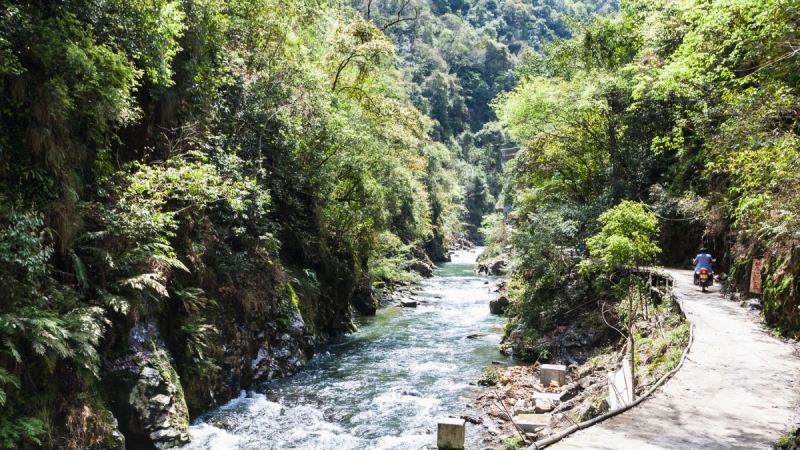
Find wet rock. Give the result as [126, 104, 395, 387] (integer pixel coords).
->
[352, 279, 378, 316]
[461, 415, 484, 424]
[249, 310, 313, 384]
[401, 301, 418, 308]
[488, 409, 511, 421]
[401, 389, 421, 397]
[489, 295, 510, 315]
[492, 279, 508, 293]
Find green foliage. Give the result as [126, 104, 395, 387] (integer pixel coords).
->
[368, 232, 422, 283]
[0, 0, 488, 445]
[0, 417, 45, 449]
[503, 434, 524, 450]
[585, 201, 661, 269]
[476, 366, 499, 386]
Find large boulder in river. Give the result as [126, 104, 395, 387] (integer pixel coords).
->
[476, 255, 508, 276]
[409, 260, 435, 278]
[351, 278, 379, 315]
[490, 294, 510, 315]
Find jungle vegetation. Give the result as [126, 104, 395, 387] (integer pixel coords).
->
[4, 0, 798, 446]
[488, 0, 800, 361]
[0, 0, 609, 447]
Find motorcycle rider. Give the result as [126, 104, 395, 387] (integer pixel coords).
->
[693, 247, 713, 285]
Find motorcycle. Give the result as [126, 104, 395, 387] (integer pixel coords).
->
[696, 268, 713, 292]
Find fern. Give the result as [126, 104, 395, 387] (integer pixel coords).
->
[0, 368, 19, 406]
[122, 273, 169, 297]
[0, 417, 45, 448]
[70, 251, 89, 289]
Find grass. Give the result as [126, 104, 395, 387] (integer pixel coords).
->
[503, 435, 524, 450]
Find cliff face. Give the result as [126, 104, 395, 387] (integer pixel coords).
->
[103, 310, 317, 449]
[101, 264, 357, 449]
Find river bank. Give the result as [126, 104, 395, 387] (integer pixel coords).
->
[178, 248, 516, 449]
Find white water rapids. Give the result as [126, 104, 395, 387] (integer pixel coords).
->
[180, 248, 515, 450]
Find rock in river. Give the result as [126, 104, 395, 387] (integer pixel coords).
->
[490, 294, 510, 315]
[409, 260, 435, 278]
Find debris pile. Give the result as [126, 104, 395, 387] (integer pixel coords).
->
[469, 362, 612, 446]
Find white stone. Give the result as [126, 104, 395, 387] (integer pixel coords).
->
[437, 418, 465, 450]
[534, 398, 554, 413]
[150, 394, 171, 407]
[540, 364, 567, 387]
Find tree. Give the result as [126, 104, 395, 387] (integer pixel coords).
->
[583, 200, 661, 399]
[585, 200, 660, 271]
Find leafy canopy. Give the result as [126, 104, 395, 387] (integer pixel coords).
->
[586, 201, 661, 269]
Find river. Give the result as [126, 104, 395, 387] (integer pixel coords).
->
[181, 248, 513, 450]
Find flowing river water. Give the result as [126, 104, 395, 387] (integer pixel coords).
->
[182, 249, 514, 450]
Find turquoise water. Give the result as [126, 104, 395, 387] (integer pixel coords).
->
[181, 249, 511, 449]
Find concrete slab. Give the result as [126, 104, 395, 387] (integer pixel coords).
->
[437, 418, 465, 450]
[516, 413, 551, 424]
[541, 364, 566, 387]
[607, 358, 634, 410]
[516, 413, 551, 433]
[532, 392, 562, 401]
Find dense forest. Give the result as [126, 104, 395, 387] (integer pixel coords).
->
[487, 0, 800, 366]
[0, 0, 606, 448]
[2, 0, 799, 447]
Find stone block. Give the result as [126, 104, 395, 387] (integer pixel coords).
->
[437, 418, 465, 450]
[514, 413, 551, 433]
[532, 392, 561, 401]
[540, 364, 567, 387]
[533, 398, 554, 413]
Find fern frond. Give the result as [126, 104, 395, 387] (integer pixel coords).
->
[122, 273, 169, 297]
[150, 253, 189, 272]
[70, 252, 89, 289]
[1, 336, 21, 363]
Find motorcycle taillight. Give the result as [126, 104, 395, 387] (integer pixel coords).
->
[700, 269, 708, 274]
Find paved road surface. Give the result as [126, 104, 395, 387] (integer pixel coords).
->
[547, 269, 800, 449]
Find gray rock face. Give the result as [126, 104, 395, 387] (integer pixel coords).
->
[130, 347, 190, 449]
[107, 320, 191, 449]
[351, 281, 379, 315]
[251, 310, 311, 384]
[475, 255, 508, 276]
[128, 365, 190, 449]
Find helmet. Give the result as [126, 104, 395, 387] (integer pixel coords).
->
[700, 247, 707, 253]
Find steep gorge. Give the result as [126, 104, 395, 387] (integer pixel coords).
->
[0, 0, 610, 448]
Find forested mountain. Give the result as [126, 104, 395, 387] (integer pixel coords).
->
[358, 0, 617, 238]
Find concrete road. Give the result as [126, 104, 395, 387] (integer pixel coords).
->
[546, 269, 800, 449]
